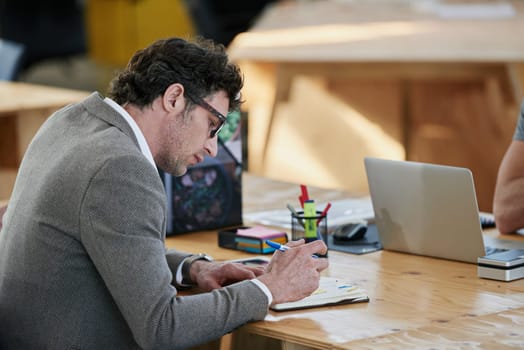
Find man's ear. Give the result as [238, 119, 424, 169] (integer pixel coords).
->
[163, 83, 185, 112]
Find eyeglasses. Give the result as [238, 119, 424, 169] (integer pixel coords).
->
[185, 93, 227, 139]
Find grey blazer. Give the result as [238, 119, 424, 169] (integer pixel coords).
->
[0, 93, 268, 350]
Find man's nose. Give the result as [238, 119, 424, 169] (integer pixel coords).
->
[204, 136, 218, 157]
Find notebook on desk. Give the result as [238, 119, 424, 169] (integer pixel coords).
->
[364, 157, 515, 264]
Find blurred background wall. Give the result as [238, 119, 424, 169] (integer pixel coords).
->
[0, 0, 277, 90]
[1, 0, 522, 212]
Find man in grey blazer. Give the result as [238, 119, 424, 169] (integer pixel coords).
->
[0, 37, 328, 349]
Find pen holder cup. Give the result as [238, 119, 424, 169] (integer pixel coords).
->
[291, 210, 328, 257]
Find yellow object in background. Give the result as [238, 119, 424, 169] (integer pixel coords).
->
[86, 0, 195, 67]
[303, 200, 317, 240]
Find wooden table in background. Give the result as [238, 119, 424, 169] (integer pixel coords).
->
[227, 0, 524, 212]
[169, 173, 524, 350]
[0, 82, 89, 199]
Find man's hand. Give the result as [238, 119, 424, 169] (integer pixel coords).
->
[190, 260, 266, 292]
[257, 239, 329, 305]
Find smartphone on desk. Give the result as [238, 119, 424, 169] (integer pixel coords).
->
[229, 257, 270, 267]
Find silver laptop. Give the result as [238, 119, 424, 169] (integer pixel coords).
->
[364, 157, 496, 263]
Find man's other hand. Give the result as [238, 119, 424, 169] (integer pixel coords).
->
[190, 260, 266, 291]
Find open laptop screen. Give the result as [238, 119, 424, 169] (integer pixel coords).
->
[364, 157, 485, 263]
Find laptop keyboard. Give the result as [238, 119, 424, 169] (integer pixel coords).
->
[481, 215, 506, 256]
[480, 215, 496, 229]
[485, 246, 508, 256]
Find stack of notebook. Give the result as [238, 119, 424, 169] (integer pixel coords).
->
[235, 226, 288, 254]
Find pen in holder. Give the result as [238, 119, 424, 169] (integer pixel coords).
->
[291, 210, 328, 257]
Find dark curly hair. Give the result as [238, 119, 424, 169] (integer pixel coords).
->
[107, 37, 243, 112]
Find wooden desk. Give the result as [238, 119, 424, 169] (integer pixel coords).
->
[228, 0, 524, 211]
[0, 82, 89, 199]
[167, 173, 524, 350]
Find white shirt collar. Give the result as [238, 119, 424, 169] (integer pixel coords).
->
[103, 97, 156, 169]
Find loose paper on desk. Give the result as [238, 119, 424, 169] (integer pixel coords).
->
[244, 197, 374, 231]
[270, 277, 369, 311]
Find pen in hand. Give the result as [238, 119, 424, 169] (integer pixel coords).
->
[265, 240, 319, 258]
[265, 239, 289, 252]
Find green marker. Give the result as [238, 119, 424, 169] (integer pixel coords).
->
[303, 199, 317, 242]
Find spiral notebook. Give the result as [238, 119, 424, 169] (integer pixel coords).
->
[270, 277, 369, 311]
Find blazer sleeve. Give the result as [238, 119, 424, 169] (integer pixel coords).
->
[79, 154, 268, 350]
